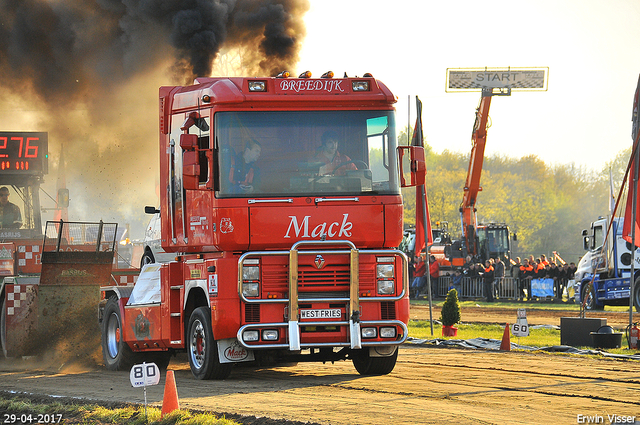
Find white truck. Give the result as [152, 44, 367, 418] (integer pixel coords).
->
[576, 216, 640, 311]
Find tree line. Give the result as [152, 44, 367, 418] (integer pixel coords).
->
[399, 128, 632, 263]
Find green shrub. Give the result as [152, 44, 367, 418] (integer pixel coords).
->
[440, 288, 461, 326]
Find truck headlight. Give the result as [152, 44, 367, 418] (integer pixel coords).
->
[361, 327, 377, 338]
[262, 329, 279, 341]
[243, 282, 259, 297]
[243, 266, 260, 281]
[377, 280, 394, 295]
[352, 81, 370, 91]
[248, 80, 267, 92]
[243, 330, 259, 342]
[380, 327, 396, 338]
[376, 264, 394, 279]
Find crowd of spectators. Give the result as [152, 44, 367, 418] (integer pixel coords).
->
[509, 255, 577, 301]
[410, 252, 577, 302]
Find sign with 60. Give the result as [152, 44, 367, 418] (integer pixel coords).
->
[511, 309, 530, 337]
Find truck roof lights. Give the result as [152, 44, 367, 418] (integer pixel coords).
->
[321, 71, 334, 78]
[248, 81, 267, 92]
[201, 94, 211, 103]
[298, 70, 312, 78]
[276, 71, 290, 78]
[352, 80, 370, 91]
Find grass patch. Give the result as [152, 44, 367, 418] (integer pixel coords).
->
[413, 299, 633, 312]
[0, 395, 240, 425]
[408, 320, 637, 356]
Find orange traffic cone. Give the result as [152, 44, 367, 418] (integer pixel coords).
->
[500, 323, 511, 351]
[161, 370, 180, 417]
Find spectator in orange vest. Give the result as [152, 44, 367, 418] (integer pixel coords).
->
[482, 260, 495, 302]
[519, 259, 534, 301]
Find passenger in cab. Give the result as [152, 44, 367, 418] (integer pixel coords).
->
[226, 139, 262, 193]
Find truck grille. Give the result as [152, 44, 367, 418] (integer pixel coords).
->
[245, 303, 260, 322]
[381, 301, 396, 320]
[261, 260, 376, 293]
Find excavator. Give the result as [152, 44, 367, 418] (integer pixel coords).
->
[430, 87, 512, 268]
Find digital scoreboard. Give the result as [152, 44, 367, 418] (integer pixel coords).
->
[0, 132, 48, 174]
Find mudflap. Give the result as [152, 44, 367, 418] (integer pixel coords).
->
[217, 338, 255, 364]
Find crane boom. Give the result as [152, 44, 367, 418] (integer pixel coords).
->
[460, 88, 493, 257]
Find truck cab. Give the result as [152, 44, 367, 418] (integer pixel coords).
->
[100, 75, 426, 379]
[576, 216, 640, 311]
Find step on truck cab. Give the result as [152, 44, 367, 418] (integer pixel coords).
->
[99, 73, 426, 379]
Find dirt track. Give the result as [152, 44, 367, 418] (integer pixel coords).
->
[1, 304, 639, 425]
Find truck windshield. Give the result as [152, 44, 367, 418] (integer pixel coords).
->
[215, 110, 399, 198]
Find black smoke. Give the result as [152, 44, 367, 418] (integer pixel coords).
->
[0, 0, 309, 240]
[0, 0, 309, 103]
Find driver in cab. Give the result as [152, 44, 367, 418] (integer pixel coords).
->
[0, 186, 22, 229]
[314, 130, 357, 176]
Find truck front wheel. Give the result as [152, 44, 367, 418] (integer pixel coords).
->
[187, 307, 232, 380]
[101, 297, 141, 371]
[581, 282, 604, 311]
[352, 347, 398, 376]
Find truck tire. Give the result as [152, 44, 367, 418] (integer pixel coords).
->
[101, 297, 141, 371]
[187, 307, 232, 380]
[140, 250, 155, 268]
[581, 282, 604, 311]
[352, 348, 398, 376]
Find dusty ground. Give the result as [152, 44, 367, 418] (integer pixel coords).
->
[1, 303, 639, 425]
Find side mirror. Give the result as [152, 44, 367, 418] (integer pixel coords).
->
[180, 133, 198, 150]
[145, 206, 160, 214]
[180, 134, 200, 190]
[398, 146, 426, 187]
[583, 236, 589, 251]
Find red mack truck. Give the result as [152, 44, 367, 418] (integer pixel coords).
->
[99, 72, 426, 379]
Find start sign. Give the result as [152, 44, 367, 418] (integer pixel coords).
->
[446, 67, 548, 92]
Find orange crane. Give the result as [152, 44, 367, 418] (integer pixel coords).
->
[430, 87, 512, 268]
[459, 87, 512, 263]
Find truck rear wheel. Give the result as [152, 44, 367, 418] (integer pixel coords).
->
[101, 297, 141, 371]
[352, 348, 398, 376]
[187, 307, 232, 380]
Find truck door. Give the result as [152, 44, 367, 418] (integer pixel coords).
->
[168, 111, 211, 246]
[591, 221, 608, 272]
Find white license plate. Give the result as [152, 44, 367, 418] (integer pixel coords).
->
[300, 309, 341, 319]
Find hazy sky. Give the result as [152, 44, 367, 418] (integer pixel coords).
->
[298, 0, 640, 172]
